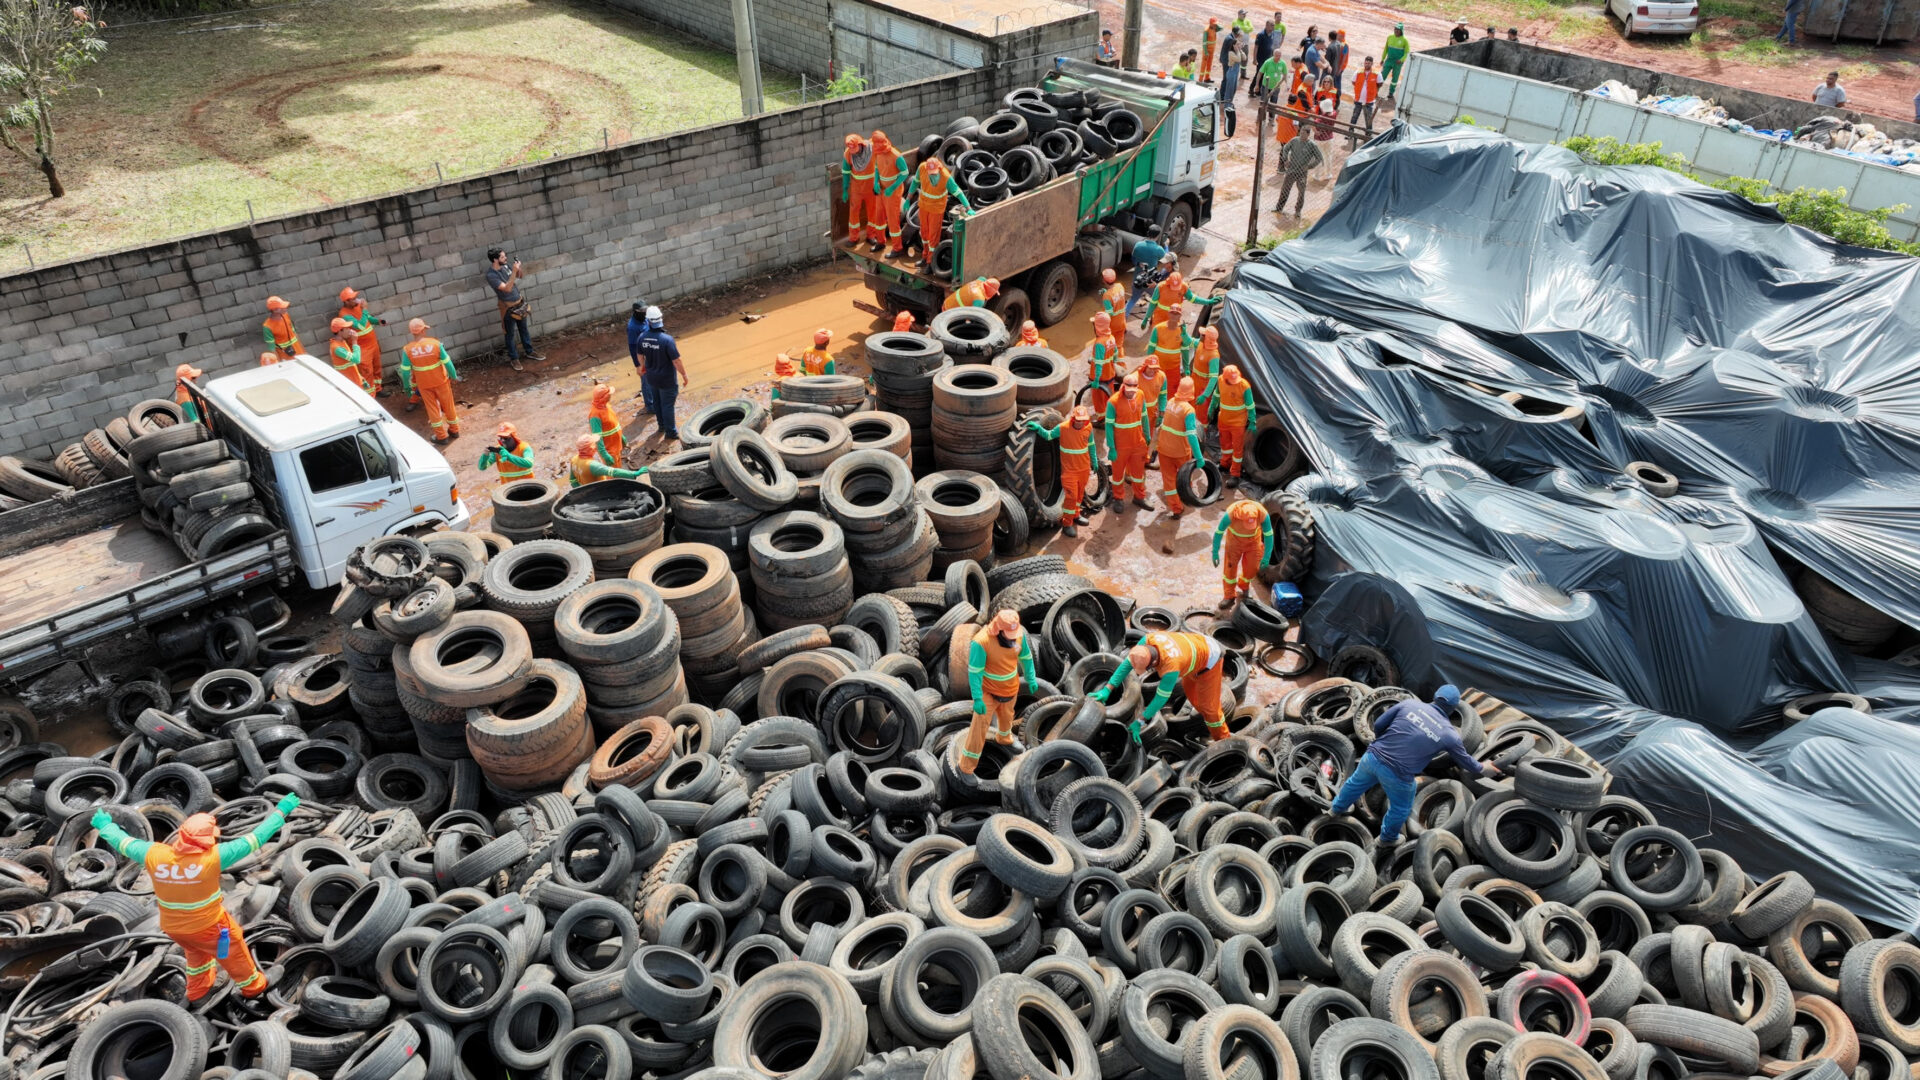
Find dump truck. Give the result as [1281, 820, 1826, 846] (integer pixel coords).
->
[0, 356, 469, 688]
[830, 58, 1220, 327]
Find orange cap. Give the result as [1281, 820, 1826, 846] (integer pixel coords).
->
[330, 317, 350, 333]
[339, 286, 360, 304]
[259, 352, 278, 366]
[892, 312, 915, 332]
[1167, 271, 1185, 290]
[844, 133, 864, 148]
[1231, 499, 1264, 525]
[1176, 376, 1196, 400]
[1223, 364, 1243, 383]
[1092, 311, 1111, 331]
[1102, 268, 1117, 284]
[173, 813, 219, 855]
[175, 363, 203, 381]
[575, 434, 596, 454]
[1122, 372, 1140, 389]
[408, 318, 429, 334]
[266, 296, 289, 311]
[592, 384, 613, 405]
[1201, 326, 1219, 343]
[871, 130, 892, 151]
[1143, 352, 1160, 371]
[1071, 405, 1092, 424]
[983, 278, 1001, 296]
[813, 328, 832, 346]
[992, 609, 1021, 633]
[497, 422, 519, 439]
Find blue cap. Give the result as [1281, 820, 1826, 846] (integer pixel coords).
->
[1433, 684, 1462, 709]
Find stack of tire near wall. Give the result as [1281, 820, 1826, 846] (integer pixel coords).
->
[0, 399, 180, 510]
[11, 531, 1917, 1080]
[88, 400, 277, 562]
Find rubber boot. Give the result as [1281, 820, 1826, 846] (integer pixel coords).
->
[1063, 523, 1079, 538]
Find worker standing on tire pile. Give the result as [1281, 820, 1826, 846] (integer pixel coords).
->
[327, 318, 373, 393]
[1330, 684, 1501, 845]
[1157, 376, 1205, 517]
[174, 364, 204, 423]
[908, 154, 971, 272]
[1026, 406, 1099, 538]
[1016, 320, 1047, 349]
[1189, 325, 1222, 419]
[338, 287, 386, 395]
[1213, 498, 1273, 608]
[570, 435, 649, 487]
[478, 423, 535, 484]
[262, 296, 301, 361]
[841, 133, 875, 248]
[1215, 365, 1256, 484]
[962, 610, 1041, 773]
[588, 383, 626, 468]
[1091, 631, 1230, 742]
[400, 318, 461, 442]
[869, 131, 910, 257]
[1086, 311, 1122, 420]
[90, 793, 301, 1001]
[1106, 372, 1152, 508]
[944, 275, 999, 310]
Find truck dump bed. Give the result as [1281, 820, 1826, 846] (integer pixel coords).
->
[2, 518, 190, 638]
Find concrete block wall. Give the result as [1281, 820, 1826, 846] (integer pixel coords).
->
[0, 69, 1001, 459]
[600, 0, 832, 78]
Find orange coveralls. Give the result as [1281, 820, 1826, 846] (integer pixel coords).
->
[872, 138, 909, 255]
[1106, 388, 1150, 502]
[262, 312, 301, 360]
[1088, 331, 1120, 417]
[842, 138, 876, 245]
[1146, 631, 1229, 738]
[1214, 499, 1274, 603]
[1157, 396, 1203, 513]
[1190, 338, 1221, 418]
[340, 301, 384, 385]
[403, 337, 460, 440]
[963, 623, 1039, 771]
[589, 398, 625, 466]
[1137, 358, 1169, 440]
[915, 158, 969, 266]
[329, 332, 372, 391]
[1217, 376, 1255, 478]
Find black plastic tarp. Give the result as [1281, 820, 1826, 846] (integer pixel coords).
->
[1220, 122, 1920, 928]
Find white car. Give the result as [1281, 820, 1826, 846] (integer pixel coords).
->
[1610, 0, 1698, 36]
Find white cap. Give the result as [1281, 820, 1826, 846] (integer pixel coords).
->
[645, 305, 664, 324]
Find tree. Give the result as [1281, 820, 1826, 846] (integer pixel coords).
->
[0, 0, 106, 198]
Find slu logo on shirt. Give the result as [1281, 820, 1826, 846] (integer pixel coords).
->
[153, 862, 205, 882]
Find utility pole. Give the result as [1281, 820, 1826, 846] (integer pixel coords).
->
[1248, 100, 1268, 244]
[732, 0, 765, 117]
[1122, 0, 1144, 68]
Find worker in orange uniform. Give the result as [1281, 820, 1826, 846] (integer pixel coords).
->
[1145, 307, 1193, 387]
[1216, 365, 1256, 484]
[338, 287, 387, 395]
[327, 318, 373, 392]
[1091, 631, 1231, 742]
[1099, 269, 1128, 318]
[1157, 376, 1205, 517]
[588, 383, 626, 468]
[909, 153, 972, 272]
[962, 610, 1041, 772]
[869, 130, 910, 257]
[1105, 372, 1151, 508]
[1086, 311, 1122, 419]
[478, 422, 536, 484]
[798, 329, 837, 375]
[91, 794, 301, 1001]
[1213, 498, 1274, 607]
[944, 276, 1000, 310]
[892, 311, 917, 333]
[1015, 320, 1047, 349]
[174, 364, 204, 423]
[841, 133, 875, 246]
[262, 296, 301, 360]
[258, 352, 281, 367]
[1189, 325, 1222, 419]
[1145, 271, 1219, 333]
[1200, 18, 1220, 82]
[1136, 351, 1170, 454]
[569, 434, 649, 487]
[400, 318, 461, 442]
[1026, 405, 1099, 537]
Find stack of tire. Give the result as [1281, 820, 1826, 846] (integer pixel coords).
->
[917, 470, 1003, 576]
[864, 330, 948, 475]
[629, 543, 751, 709]
[932, 364, 1019, 481]
[763, 413, 853, 507]
[555, 578, 684, 738]
[549, 478, 666, 577]
[489, 478, 559, 543]
[822, 450, 936, 593]
[747, 511, 854, 632]
[652, 445, 755, 591]
[993, 345, 1073, 417]
[121, 412, 275, 562]
[0, 454, 75, 509]
[416, 610, 590, 799]
[331, 536, 439, 753]
[0, 402, 166, 511]
[934, 86, 1144, 213]
[480, 536, 596, 660]
[771, 374, 869, 420]
[844, 412, 914, 463]
[361, 532, 495, 763]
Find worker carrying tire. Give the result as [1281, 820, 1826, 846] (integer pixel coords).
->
[338, 287, 386, 395]
[869, 130, 910, 257]
[841, 133, 875, 248]
[1330, 685, 1501, 845]
[1086, 312, 1122, 419]
[1091, 631, 1230, 742]
[1026, 405, 1099, 538]
[944, 276, 1000, 311]
[174, 364, 204, 423]
[328, 318, 373, 393]
[478, 422, 535, 483]
[90, 793, 301, 1001]
[262, 296, 301, 361]
[1105, 372, 1151, 508]
[1135, 352, 1170, 453]
[400, 318, 461, 442]
[962, 610, 1041, 774]
[908, 154, 971, 272]
[569, 434, 648, 487]
[588, 383, 626, 467]
[1215, 365, 1256, 484]
[1212, 498, 1274, 607]
[1157, 376, 1205, 517]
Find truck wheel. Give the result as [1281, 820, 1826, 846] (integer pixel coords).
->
[990, 287, 1032, 332]
[1032, 261, 1078, 328]
[1161, 200, 1196, 255]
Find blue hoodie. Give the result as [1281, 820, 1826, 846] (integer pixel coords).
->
[1366, 690, 1483, 781]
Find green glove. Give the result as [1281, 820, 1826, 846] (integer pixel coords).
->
[1090, 686, 1111, 704]
[91, 807, 111, 830]
[1128, 720, 1143, 744]
[1026, 420, 1044, 432]
[1027, 679, 1041, 697]
[276, 792, 302, 816]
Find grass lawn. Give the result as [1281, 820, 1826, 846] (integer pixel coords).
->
[0, 0, 799, 273]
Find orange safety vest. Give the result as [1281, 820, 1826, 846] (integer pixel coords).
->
[1154, 278, 1188, 311]
[846, 145, 874, 187]
[404, 338, 449, 387]
[1058, 419, 1095, 475]
[146, 844, 228, 935]
[493, 439, 534, 481]
[918, 159, 953, 206]
[1090, 334, 1120, 382]
[945, 279, 993, 310]
[873, 149, 906, 197]
[589, 402, 623, 441]
[1102, 282, 1127, 313]
[1159, 399, 1198, 457]
[1226, 499, 1268, 538]
[1110, 390, 1147, 447]
[1150, 320, 1185, 363]
[1191, 343, 1219, 387]
[329, 334, 362, 374]
[970, 624, 1026, 695]
[1017, 332, 1048, 350]
[1218, 381, 1253, 428]
[1138, 364, 1168, 407]
[1353, 69, 1380, 104]
[798, 348, 832, 377]
[570, 454, 602, 487]
[1144, 630, 1223, 678]
[264, 313, 300, 354]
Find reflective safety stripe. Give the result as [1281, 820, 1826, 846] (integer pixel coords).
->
[1219, 403, 1248, 412]
[1112, 421, 1141, 429]
[158, 890, 224, 912]
[1060, 446, 1089, 455]
[237, 970, 267, 989]
[499, 466, 534, 479]
[1230, 528, 1258, 538]
[185, 959, 217, 975]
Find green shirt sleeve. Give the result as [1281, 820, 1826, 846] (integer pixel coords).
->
[1101, 658, 1134, 696]
[1212, 516, 1230, 562]
[97, 819, 153, 864]
[216, 810, 287, 869]
[967, 639, 987, 705]
[439, 344, 458, 381]
[590, 416, 615, 466]
[1141, 671, 1181, 721]
[1104, 401, 1118, 458]
[262, 325, 277, 348]
[948, 175, 972, 209]
[1019, 635, 1039, 692]
[478, 448, 498, 470]
[181, 401, 202, 424]
[1184, 412, 1202, 461]
[1032, 423, 1060, 440]
[1262, 518, 1276, 564]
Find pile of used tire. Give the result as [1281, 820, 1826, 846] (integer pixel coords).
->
[8, 555, 1914, 1080]
[771, 374, 870, 420]
[0, 399, 184, 511]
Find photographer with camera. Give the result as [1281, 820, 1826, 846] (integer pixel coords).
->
[486, 247, 545, 369]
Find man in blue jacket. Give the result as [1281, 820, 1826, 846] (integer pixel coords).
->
[626, 301, 655, 416]
[633, 305, 689, 443]
[1328, 684, 1500, 845]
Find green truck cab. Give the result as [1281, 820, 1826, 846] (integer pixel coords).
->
[830, 59, 1219, 327]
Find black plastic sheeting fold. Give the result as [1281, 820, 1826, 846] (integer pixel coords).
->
[1219, 122, 1920, 928]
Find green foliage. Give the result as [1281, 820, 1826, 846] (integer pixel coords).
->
[0, 0, 107, 195]
[1454, 114, 1478, 125]
[1562, 136, 1920, 256]
[822, 67, 868, 99]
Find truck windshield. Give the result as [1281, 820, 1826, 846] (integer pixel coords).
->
[303, 435, 369, 493]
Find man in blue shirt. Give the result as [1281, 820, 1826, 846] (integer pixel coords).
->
[1253, 20, 1276, 80]
[626, 301, 656, 417]
[1128, 233, 1171, 321]
[1328, 684, 1501, 845]
[633, 305, 690, 442]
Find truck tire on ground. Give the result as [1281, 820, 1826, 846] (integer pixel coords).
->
[1260, 490, 1316, 585]
[682, 399, 768, 450]
[649, 447, 717, 495]
[764, 414, 853, 474]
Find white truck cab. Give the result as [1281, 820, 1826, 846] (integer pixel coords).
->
[1149, 75, 1220, 211]
[199, 355, 470, 588]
